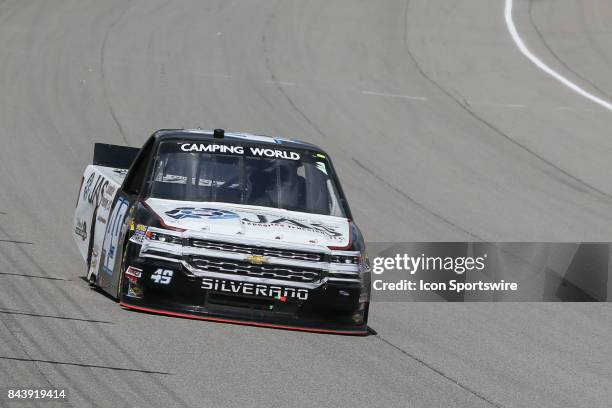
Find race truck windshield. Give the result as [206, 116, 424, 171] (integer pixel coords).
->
[148, 141, 347, 217]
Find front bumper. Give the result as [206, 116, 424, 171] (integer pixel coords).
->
[120, 259, 370, 335]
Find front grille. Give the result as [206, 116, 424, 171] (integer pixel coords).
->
[189, 239, 326, 262]
[188, 256, 323, 283]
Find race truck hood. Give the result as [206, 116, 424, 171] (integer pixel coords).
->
[144, 198, 351, 248]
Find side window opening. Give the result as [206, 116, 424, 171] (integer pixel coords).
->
[123, 139, 154, 195]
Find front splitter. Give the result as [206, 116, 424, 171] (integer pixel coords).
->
[120, 302, 369, 336]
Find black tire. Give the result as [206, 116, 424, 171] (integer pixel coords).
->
[115, 238, 130, 300]
[86, 207, 98, 285]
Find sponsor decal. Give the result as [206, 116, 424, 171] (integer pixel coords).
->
[82, 173, 109, 207]
[241, 214, 343, 239]
[179, 143, 300, 160]
[202, 278, 309, 300]
[125, 267, 143, 298]
[126, 283, 143, 298]
[181, 144, 244, 154]
[162, 207, 343, 240]
[249, 146, 300, 160]
[125, 266, 142, 283]
[100, 183, 117, 210]
[165, 208, 239, 220]
[129, 224, 148, 245]
[75, 220, 87, 241]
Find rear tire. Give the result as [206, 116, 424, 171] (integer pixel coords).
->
[86, 207, 98, 285]
[116, 238, 130, 301]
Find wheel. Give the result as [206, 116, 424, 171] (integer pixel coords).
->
[115, 238, 131, 301]
[86, 207, 98, 286]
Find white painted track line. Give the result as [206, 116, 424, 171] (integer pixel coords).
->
[504, 0, 612, 111]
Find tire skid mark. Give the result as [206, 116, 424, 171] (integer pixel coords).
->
[0, 239, 34, 245]
[0, 356, 171, 375]
[0, 1, 195, 399]
[0, 2, 183, 406]
[0, 225, 189, 407]
[0, 309, 114, 324]
[0, 272, 70, 281]
[0, 284, 153, 407]
[0, 317, 61, 404]
[0, 246, 127, 406]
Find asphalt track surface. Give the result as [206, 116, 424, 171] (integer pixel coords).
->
[1, 1, 612, 407]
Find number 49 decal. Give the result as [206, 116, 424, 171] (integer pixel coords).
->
[151, 269, 174, 285]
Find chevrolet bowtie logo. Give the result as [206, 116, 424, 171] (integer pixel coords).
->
[246, 255, 268, 265]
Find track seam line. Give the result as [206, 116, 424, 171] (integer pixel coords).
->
[261, 0, 329, 140]
[264, 2, 481, 239]
[375, 334, 503, 408]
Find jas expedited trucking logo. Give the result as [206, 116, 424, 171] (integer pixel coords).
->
[163, 207, 344, 240]
[240, 214, 343, 239]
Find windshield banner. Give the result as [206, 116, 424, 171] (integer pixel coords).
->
[175, 142, 301, 160]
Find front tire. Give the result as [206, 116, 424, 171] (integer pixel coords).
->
[116, 238, 131, 301]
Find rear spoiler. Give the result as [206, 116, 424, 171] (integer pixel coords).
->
[93, 143, 140, 169]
